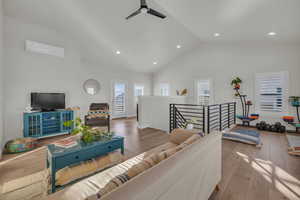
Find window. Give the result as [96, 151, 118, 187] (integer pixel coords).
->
[196, 80, 210, 105]
[160, 83, 170, 96]
[112, 82, 127, 117]
[134, 85, 144, 102]
[255, 72, 288, 113]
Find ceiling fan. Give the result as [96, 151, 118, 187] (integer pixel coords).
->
[126, 0, 166, 20]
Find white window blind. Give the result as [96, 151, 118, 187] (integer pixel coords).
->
[112, 83, 126, 117]
[256, 72, 288, 113]
[197, 80, 210, 106]
[160, 83, 169, 96]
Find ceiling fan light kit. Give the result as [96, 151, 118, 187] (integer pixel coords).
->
[126, 0, 166, 20]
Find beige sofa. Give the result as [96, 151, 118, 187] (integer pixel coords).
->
[48, 131, 222, 200]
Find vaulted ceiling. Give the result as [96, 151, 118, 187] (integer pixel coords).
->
[3, 0, 300, 73]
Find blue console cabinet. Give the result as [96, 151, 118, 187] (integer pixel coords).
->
[24, 110, 74, 138]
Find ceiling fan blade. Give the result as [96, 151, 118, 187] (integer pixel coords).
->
[147, 8, 166, 19]
[126, 9, 141, 20]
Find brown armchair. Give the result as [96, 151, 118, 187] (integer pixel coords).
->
[85, 103, 110, 132]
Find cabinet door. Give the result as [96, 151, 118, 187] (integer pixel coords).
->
[60, 111, 74, 132]
[24, 113, 42, 137]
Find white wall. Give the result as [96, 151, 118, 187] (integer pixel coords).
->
[0, 0, 4, 158]
[3, 17, 152, 143]
[153, 43, 300, 125]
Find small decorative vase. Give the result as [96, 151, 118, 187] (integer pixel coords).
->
[186, 124, 194, 130]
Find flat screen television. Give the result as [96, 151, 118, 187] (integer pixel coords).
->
[31, 92, 66, 111]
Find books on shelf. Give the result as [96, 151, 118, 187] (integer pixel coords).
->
[53, 137, 78, 148]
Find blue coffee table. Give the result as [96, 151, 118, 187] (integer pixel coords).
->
[47, 136, 124, 193]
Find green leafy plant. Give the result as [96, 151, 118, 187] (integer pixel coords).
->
[64, 117, 114, 143]
[231, 77, 242, 87]
[289, 96, 300, 102]
[231, 77, 242, 96]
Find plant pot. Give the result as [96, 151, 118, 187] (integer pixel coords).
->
[291, 101, 300, 107]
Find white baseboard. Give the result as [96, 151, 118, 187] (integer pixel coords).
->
[127, 114, 137, 118]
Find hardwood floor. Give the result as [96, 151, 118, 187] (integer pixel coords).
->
[1, 119, 299, 200]
[211, 127, 300, 200]
[0, 118, 169, 185]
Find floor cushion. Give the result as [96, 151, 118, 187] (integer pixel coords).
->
[5, 138, 38, 154]
[222, 129, 262, 147]
[286, 134, 300, 156]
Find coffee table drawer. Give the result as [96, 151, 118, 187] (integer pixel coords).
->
[47, 136, 124, 193]
[93, 141, 122, 157]
[55, 148, 102, 169]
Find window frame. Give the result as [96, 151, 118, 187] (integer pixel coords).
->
[134, 84, 145, 103]
[111, 80, 128, 118]
[255, 71, 289, 115]
[194, 79, 214, 105]
[159, 83, 170, 96]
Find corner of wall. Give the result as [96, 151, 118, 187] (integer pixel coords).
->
[0, 0, 4, 159]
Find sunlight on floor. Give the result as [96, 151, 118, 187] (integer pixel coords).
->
[236, 151, 300, 199]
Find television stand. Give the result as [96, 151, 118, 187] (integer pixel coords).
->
[23, 110, 74, 138]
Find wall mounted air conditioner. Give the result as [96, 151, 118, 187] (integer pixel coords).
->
[25, 40, 65, 58]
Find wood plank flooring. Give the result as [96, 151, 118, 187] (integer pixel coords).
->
[211, 127, 300, 200]
[1, 119, 300, 200]
[0, 118, 169, 185]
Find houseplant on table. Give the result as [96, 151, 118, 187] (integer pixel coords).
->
[64, 118, 114, 143]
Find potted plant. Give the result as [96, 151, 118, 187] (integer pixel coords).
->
[64, 118, 114, 143]
[231, 77, 242, 96]
[231, 77, 242, 89]
[289, 96, 300, 107]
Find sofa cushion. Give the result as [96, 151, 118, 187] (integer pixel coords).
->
[60, 152, 145, 200]
[142, 142, 178, 157]
[177, 134, 201, 149]
[60, 142, 183, 200]
[157, 147, 178, 162]
[169, 128, 199, 145]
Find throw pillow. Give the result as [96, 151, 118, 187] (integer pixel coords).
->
[157, 147, 178, 162]
[127, 160, 152, 178]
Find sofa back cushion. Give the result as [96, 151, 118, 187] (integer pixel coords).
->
[177, 134, 202, 150]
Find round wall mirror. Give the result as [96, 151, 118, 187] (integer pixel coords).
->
[83, 79, 101, 95]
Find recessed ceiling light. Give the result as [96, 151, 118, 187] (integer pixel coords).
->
[214, 33, 220, 37]
[176, 45, 181, 49]
[268, 32, 277, 36]
[116, 50, 121, 55]
[153, 62, 157, 65]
